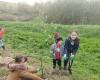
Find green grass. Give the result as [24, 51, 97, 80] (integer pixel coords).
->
[0, 21, 100, 80]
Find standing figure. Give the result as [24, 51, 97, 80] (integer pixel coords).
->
[50, 37, 63, 70]
[63, 31, 80, 74]
[0, 28, 5, 50]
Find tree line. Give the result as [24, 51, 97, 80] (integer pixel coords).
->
[0, 0, 100, 24]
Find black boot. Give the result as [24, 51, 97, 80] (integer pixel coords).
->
[57, 59, 61, 70]
[53, 59, 56, 69]
[64, 59, 68, 70]
[2, 45, 5, 50]
[53, 65, 56, 69]
[64, 66, 67, 70]
[68, 61, 72, 74]
[59, 66, 62, 70]
[68, 59, 72, 74]
[68, 68, 72, 74]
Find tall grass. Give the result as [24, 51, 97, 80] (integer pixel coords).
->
[0, 21, 100, 80]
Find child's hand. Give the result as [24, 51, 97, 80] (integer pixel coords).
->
[71, 53, 75, 59]
[63, 54, 67, 60]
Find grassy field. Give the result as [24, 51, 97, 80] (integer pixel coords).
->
[0, 21, 100, 80]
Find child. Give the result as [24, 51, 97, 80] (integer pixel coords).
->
[0, 28, 5, 50]
[50, 37, 63, 70]
[7, 55, 44, 80]
[63, 31, 80, 74]
[53, 32, 60, 43]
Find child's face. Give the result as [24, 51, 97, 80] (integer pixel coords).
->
[70, 32, 77, 40]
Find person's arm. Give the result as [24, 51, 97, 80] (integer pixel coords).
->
[50, 44, 55, 58]
[72, 44, 79, 55]
[50, 44, 53, 54]
[64, 39, 69, 54]
[0, 57, 14, 67]
[0, 62, 5, 67]
[8, 63, 28, 71]
[1, 28, 4, 32]
[8, 63, 17, 70]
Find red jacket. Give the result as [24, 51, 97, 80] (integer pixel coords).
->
[55, 41, 62, 60]
[0, 29, 4, 39]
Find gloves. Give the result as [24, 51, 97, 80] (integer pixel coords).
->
[70, 53, 75, 60]
[63, 54, 67, 60]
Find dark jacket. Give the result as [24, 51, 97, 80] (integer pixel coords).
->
[64, 38, 79, 56]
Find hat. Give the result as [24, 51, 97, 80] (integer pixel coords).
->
[54, 32, 59, 37]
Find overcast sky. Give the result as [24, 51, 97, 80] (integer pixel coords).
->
[0, 0, 99, 5]
[0, 0, 53, 5]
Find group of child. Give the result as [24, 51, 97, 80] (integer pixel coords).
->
[0, 27, 80, 80]
[50, 31, 80, 74]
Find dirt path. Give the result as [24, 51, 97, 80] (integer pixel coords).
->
[44, 66, 71, 80]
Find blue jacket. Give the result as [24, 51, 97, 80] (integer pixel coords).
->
[64, 38, 79, 55]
